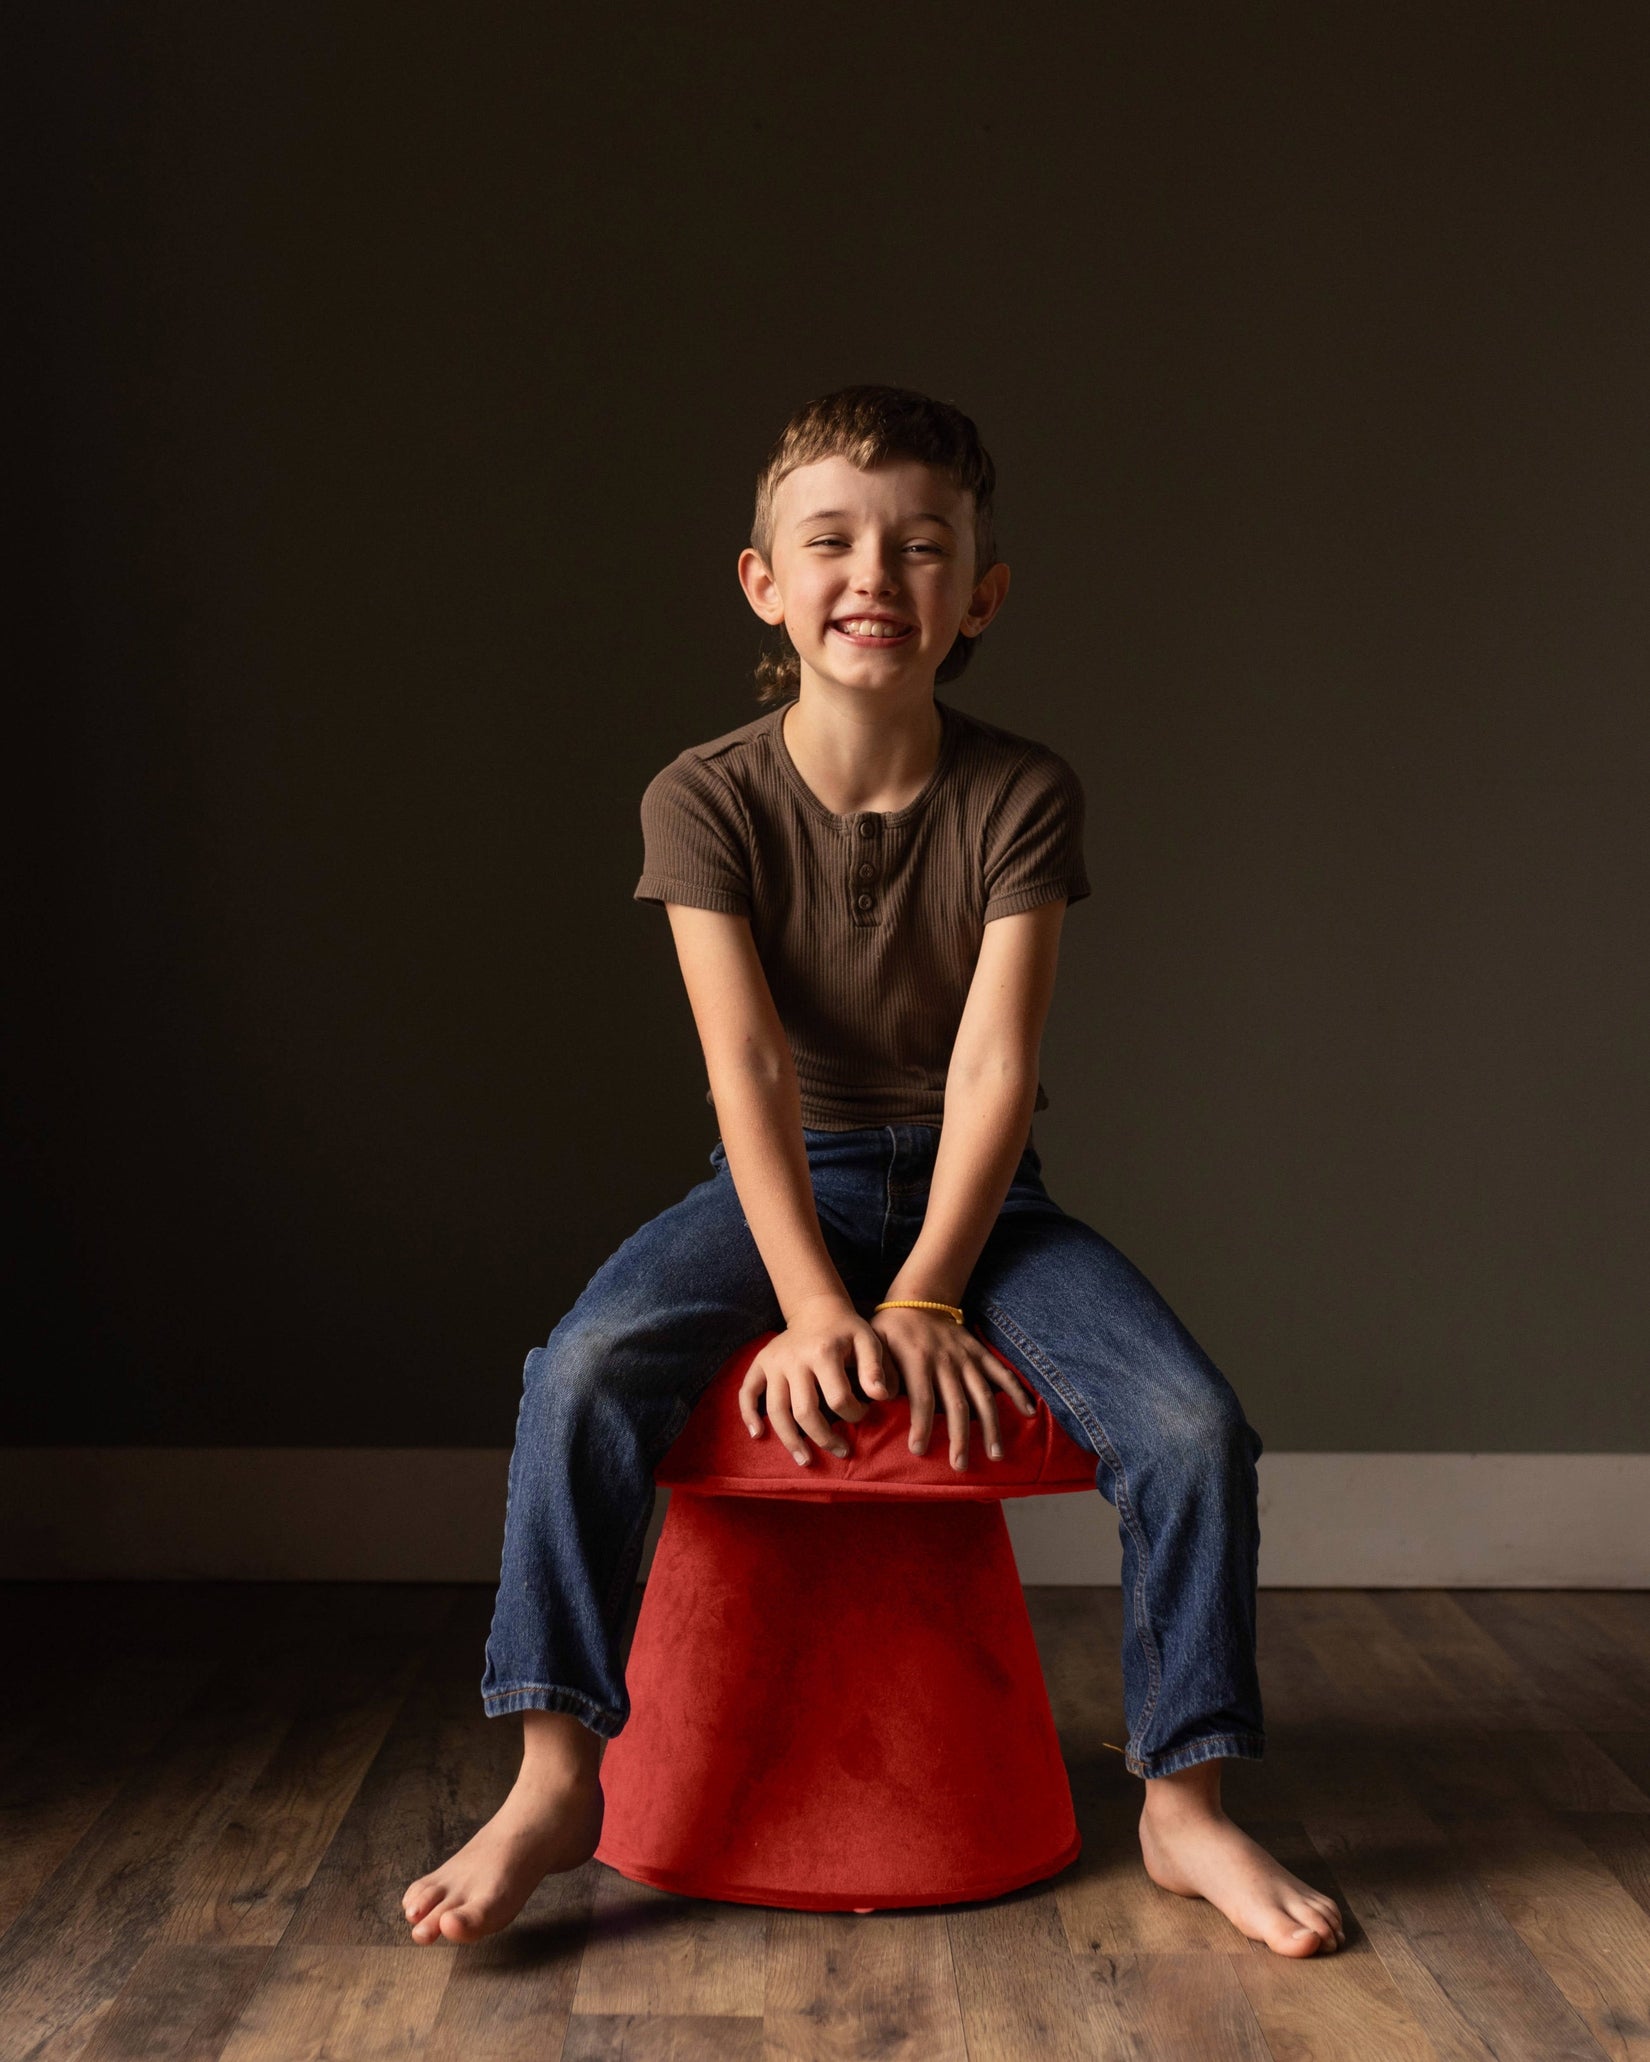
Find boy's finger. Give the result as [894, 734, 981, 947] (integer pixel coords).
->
[906, 1375, 936, 1455]
[987, 1361, 1037, 1415]
[962, 1366, 1004, 1458]
[859, 1348, 894, 1399]
[818, 1362, 868, 1423]
[766, 1387, 812, 1467]
[860, 1332, 901, 1400]
[937, 1370, 972, 1471]
[976, 1336, 1038, 1414]
[795, 1395, 848, 1457]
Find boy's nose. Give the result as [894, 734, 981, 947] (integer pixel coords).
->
[850, 571, 898, 597]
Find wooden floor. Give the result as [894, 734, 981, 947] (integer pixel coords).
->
[1, 1584, 1649, 2061]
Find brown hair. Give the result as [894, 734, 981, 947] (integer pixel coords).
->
[748, 384, 999, 705]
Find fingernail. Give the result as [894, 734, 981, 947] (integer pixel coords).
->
[793, 1451, 809, 1467]
[990, 1443, 1002, 1458]
[747, 1423, 760, 1438]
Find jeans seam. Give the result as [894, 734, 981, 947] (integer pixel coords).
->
[976, 1296, 1165, 1739]
[595, 1366, 716, 1633]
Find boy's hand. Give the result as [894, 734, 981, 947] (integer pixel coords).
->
[739, 1295, 891, 1466]
[870, 1307, 1038, 1471]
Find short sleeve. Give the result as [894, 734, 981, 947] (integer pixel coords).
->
[633, 756, 754, 917]
[981, 749, 1092, 922]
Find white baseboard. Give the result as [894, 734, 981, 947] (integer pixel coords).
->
[0, 1450, 1645, 1587]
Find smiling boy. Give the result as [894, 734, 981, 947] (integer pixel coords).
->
[404, 386, 1344, 1958]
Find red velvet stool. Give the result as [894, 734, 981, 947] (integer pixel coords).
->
[594, 1331, 1097, 1911]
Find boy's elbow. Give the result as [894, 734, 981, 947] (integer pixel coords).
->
[945, 1047, 1039, 1097]
[707, 1043, 794, 1101]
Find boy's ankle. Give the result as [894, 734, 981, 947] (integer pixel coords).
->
[1140, 1765, 1224, 1818]
[520, 1709, 604, 1785]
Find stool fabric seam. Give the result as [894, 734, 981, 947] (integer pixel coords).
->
[662, 1476, 1089, 1502]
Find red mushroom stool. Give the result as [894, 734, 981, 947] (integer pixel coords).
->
[594, 1330, 1097, 1912]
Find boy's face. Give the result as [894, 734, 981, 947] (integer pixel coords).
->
[738, 454, 1009, 698]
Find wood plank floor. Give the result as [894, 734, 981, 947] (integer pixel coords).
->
[1, 1583, 1648, 2060]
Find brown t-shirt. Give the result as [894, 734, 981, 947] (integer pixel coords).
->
[634, 695, 1090, 1131]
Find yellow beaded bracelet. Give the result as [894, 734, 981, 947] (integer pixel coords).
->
[874, 1298, 965, 1324]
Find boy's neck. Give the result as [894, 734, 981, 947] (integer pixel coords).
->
[781, 681, 945, 818]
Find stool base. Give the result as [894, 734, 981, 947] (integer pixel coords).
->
[595, 1493, 1081, 1911]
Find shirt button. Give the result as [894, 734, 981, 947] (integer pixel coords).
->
[857, 819, 877, 838]
[856, 893, 874, 910]
[857, 861, 875, 879]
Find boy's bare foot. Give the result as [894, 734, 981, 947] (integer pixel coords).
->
[1137, 1761, 1345, 1957]
[403, 1710, 605, 1944]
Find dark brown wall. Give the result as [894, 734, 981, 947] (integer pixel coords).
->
[9, 6, 1648, 1449]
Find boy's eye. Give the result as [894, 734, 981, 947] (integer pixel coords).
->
[805, 538, 945, 554]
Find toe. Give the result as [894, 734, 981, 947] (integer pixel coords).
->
[1288, 1890, 1337, 1936]
[439, 1902, 490, 1943]
[403, 1881, 442, 1925]
[1265, 1899, 1335, 1955]
[410, 1898, 458, 1945]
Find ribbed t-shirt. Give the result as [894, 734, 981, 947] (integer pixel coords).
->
[634, 695, 1091, 1132]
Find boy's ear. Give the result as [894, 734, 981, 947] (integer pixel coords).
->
[960, 560, 1011, 637]
[737, 547, 785, 625]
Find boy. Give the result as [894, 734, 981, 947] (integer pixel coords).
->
[404, 387, 1344, 1957]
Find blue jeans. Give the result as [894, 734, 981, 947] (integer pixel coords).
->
[481, 1123, 1266, 1780]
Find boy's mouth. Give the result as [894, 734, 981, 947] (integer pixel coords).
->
[830, 617, 916, 647]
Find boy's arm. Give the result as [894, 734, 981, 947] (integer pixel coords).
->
[661, 902, 853, 1324]
[878, 899, 1068, 1468]
[882, 898, 1069, 1311]
[665, 901, 895, 1458]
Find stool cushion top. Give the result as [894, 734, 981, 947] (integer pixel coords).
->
[656, 1332, 1096, 1503]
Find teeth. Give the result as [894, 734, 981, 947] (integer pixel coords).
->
[837, 620, 909, 638]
